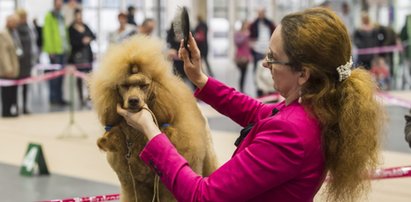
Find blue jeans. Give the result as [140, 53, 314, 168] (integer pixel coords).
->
[47, 54, 65, 103]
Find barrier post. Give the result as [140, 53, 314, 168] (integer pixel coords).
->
[58, 66, 87, 139]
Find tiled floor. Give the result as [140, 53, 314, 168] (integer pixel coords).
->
[1, 58, 411, 201]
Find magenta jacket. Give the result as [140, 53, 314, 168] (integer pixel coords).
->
[140, 78, 325, 202]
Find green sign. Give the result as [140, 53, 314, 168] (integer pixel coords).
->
[20, 143, 50, 176]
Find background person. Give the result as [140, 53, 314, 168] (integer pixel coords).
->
[108, 12, 136, 44]
[194, 15, 213, 77]
[139, 18, 155, 36]
[234, 20, 251, 93]
[16, 9, 38, 114]
[117, 8, 384, 202]
[43, 0, 70, 106]
[0, 14, 21, 117]
[68, 9, 95, 108]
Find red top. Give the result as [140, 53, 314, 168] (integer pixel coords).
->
[140, 77, 325, 202]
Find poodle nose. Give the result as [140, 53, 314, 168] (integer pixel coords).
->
[128, 98, 140, 107]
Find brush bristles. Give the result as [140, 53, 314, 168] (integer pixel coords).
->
[172, 6, 190, 48]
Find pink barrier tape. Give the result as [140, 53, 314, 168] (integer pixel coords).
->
[0, 68, 89, 87]
[73, 70, 89, 80]
[33, 63, 92, 71]
[373, 166, 411, 180]
[377, 92, 411, 109]
[39, 193, 120, 202]
[354, 44, 404, 55]
[0, 69, 67, 87]
[41, 166, 411, 202]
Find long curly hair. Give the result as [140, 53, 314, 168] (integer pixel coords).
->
[281, 8, 385, 201]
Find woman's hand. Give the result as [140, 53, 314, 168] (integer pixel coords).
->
[116, 104, 161, 140]
[178, 32, 208, 89]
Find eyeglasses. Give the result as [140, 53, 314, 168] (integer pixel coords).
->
[266, 49, 291, 66]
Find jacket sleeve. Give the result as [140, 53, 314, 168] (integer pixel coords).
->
[139, 120, 304, 202]
[42, 13, 53, 54]
[195, 77, 275, 127]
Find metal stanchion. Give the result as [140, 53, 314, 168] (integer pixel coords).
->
[58, 66, 87, 139]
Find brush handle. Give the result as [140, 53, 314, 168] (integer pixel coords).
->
[184, 42, 192, 62]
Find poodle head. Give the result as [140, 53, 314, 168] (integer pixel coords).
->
[117, 63, 155, 112]
[89, 34, 174, 125]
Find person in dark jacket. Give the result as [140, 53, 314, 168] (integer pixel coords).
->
[405, 110, 411, 148]
[249, 8, 275, 73]
[16, 9, 38, 114]
[127, 6, 137, 26]
[68, 9, 95, 108]
[194, 15, 213, 77]
[353, 12, 379, 70]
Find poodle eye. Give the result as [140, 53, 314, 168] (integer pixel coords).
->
[121, 84, 130, 89]
[140, 84, 149, 89]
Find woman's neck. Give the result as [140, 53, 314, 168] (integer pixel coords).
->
[284, 91, 300, 106]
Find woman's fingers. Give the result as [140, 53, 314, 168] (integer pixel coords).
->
[179, 40, 192, 65]
[116, 104, 127, 117]
[187, 32, 200, 57]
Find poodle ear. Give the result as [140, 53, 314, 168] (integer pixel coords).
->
[150, 79, 175, 123]
[101, 86, 123, 126]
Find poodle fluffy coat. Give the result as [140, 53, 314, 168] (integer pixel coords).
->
[89, 35, 218, 201]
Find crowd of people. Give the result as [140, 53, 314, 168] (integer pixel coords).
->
[0, 0, 158, 118]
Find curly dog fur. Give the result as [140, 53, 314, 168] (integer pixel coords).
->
[89, 35, 218, 201]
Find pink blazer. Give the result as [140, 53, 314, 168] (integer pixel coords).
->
[140, 78, 325, 202]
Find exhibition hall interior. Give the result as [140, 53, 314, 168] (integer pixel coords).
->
[0, 0, 410, 201]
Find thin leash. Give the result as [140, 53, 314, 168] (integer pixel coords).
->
[124, 106, 161, 202]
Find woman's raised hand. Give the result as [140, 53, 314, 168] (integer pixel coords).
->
[179, 32, 208, 89]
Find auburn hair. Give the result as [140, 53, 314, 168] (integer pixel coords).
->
[281, 8, 385, 201]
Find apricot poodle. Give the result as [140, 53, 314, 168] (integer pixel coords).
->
[89, 35, 218, 201]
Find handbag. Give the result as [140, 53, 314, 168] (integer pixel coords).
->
[73, 47, 90, 64]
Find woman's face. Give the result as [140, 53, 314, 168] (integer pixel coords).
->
[75, 13, 82, 23]
[262, 25, 302, 98]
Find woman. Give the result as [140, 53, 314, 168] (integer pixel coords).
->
[117, 8, 384, 201]
[108, 12, 136, 44]
[234, 20, 252, 93]
[68, 9, 95, 107]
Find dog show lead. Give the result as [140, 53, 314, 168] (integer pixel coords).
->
[117, 7, 385, 202]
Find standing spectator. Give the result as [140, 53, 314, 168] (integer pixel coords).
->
[62, 0, 81, 26]
[340, 2, 354, 35]
[255, 60, 275, 97]
[249, 8, 275, 72]
[68, 9, 95, 108]
[234, 20, 251, 93]
[400, 14, 411, 87]
[108, 12, 136, 44]
[353, 12, 378, 69]
[43, 0, 70, 106]
[16, 9, 38, 114]
[194, 15, 214, 77]
[370, 56, 390, 90]
[0, 14, 21, 117]
[139, 18, 155, 36]
[32, 18, 42, 51]
[127, 6, 137, 26]
[376, 24, 397, 76]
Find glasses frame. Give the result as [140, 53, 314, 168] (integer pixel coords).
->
[266, 48, 292, 66]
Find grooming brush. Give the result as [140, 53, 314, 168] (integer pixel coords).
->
[173, 6, 191, 61]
